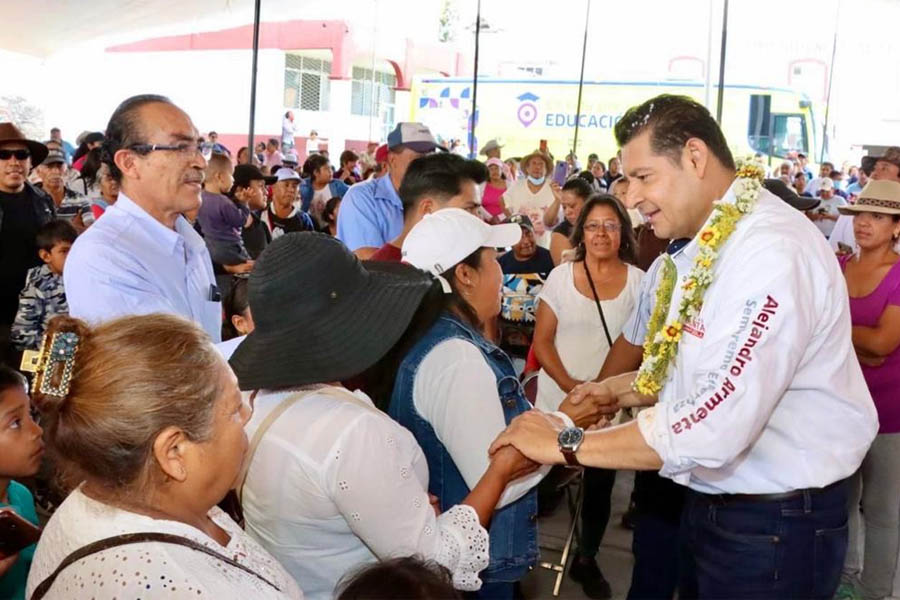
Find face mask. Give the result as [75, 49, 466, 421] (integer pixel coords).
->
[527, 175, 546, 186]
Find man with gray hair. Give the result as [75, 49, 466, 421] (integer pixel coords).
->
[64, 94, 222, 341]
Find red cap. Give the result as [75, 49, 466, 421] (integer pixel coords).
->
[375, 143, 389, 164]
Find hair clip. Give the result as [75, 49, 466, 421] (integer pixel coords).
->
[28, 331, 80, 400]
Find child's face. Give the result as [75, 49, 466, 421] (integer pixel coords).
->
[217, 166, 235, 192]
[0, 386, 44, 480]
[40, 241, 72, 276]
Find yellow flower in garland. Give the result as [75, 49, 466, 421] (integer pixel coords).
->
[633, 157, 762, 397]
[698, 227, 722, 247]
[661, 322, 682, 342]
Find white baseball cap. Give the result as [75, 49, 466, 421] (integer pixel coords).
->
[282, 152, 299, 165]
[819, 177, 834, 191]
[274, 167, 300, 182]
[402, 208, 522, 276]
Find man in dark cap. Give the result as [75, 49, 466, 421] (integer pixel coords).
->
[0, 123, 55, 362]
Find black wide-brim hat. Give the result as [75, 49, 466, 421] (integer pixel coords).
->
[229, 232, 434, 391]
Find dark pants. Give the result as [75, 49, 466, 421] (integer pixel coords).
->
[680, 479, 850, 599]
[579, 467, 617, 558]
[627, 471, 689, 600]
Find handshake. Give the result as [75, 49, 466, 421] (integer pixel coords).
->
[557, 371, 655, 430]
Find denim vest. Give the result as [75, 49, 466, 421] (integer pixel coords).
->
[389, 312, 538, 583]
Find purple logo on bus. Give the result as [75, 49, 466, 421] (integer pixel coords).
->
[516, 92, 539, 128]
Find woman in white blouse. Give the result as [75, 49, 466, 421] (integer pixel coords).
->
[26, 314, 302, 599]
[391, 209, 613, 599]
[533, 194, 643, 596]
[228, 233, 537, 600]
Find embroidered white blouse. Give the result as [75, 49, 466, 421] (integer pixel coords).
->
[241, 387, 489, 600]
[26, 487, 302, 599]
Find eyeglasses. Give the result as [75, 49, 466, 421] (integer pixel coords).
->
[0, 149, 31, 161]
[127, 142, 204, 156]
[583, 221, 622, 234]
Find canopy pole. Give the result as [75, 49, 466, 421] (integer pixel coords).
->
[572, 0, 591, 159]
[715, 0, 729, 125]
[247, 0, 262, 155]
[467, 0, 481, 158]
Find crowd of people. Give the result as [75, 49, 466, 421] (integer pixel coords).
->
[0, 90, 898, 600]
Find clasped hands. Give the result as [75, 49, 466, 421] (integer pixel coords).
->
[489, 372, 655, 465]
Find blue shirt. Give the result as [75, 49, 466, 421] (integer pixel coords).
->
[64, 192, 222, 342]
[0, 481, 39, 600]
[336, 176, 404, 251]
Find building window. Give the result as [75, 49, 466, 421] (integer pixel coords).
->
[351, 66, 397, 130]
[284, 55, 331, 111]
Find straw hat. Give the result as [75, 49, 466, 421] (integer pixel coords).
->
[838, 180, 900, 216]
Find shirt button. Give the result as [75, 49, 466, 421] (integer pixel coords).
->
[529, 513, 538, 522]
[504, 398, 517, 408]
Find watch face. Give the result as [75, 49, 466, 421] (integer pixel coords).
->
[558, 427, 584, 448]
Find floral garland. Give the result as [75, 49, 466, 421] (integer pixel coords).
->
[633, 158, 766, 395]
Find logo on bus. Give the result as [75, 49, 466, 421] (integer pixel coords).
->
[516, 92, 539, 128]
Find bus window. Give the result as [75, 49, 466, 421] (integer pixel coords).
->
[771, 113, 808, 158]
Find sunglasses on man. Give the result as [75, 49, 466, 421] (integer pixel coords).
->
[0, 149, 31, 161]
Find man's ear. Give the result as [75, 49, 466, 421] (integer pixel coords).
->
[38, 249, 52, 264]
[114, 149, 140, 182]
[684, 137, 711, 179]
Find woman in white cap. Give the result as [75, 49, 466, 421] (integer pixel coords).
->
[392, 209, 613, 599]
[835, 180, 900, 600]
[229, 233, 538, 600]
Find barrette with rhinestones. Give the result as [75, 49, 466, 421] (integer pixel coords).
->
[21, 330, 80, 400]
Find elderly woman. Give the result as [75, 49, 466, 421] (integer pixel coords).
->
[25, 314, 302, 599]
[230, 233, 537, 600]
[836, 180, 900, 600]
[390, 209, 612, 599]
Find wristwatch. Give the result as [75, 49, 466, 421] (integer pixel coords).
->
[558, 426, 585, 466]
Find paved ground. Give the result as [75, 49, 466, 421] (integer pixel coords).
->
[521, 470, 636, 599]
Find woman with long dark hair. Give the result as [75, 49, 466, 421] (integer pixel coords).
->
[533, 194, 643, 597]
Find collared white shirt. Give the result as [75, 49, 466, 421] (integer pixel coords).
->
[64, 192, 222, 342]
[635, 182, 878, 494]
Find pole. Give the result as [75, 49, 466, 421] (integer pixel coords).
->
[821, 0, 840, 163]
[368, 0, 378, 142]
[572, 0, 591, 158]
[704, 0, 714, 110]
[715, 0, 728, 125]
[467, 0, 481, 158]
[247, 0, 261, 155]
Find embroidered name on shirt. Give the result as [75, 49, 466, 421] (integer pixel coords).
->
[683, 318, 705, 339]
[672, 295, 779, 435]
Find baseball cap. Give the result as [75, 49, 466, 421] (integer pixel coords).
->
[40, 149, 66, 166]
[819, 178, 834, 191]
[375, 143, 389, 164]
[402, 208, 522, 276]
[282, 152, 299, 166]
[762, 178, 819, 212]
[387, 122, 446, 153]
[274, 167, 300, 182]
[506, 213, 534, 232]
[233, 164, 275, 187]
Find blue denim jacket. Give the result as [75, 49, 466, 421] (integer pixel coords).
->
[389, 312, 539, 583]
[298, 178, 349, 212]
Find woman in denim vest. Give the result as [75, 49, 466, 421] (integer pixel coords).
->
[390, 209, 609, 599]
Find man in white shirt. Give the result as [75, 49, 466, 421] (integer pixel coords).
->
[64, 94, 222, 341]
[806, 160, 835, 197]
[281, 111, 296, 153]
[501, 149, 558, 248]
[808, 178, 847, 237]
[491, 94, 878, 599]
